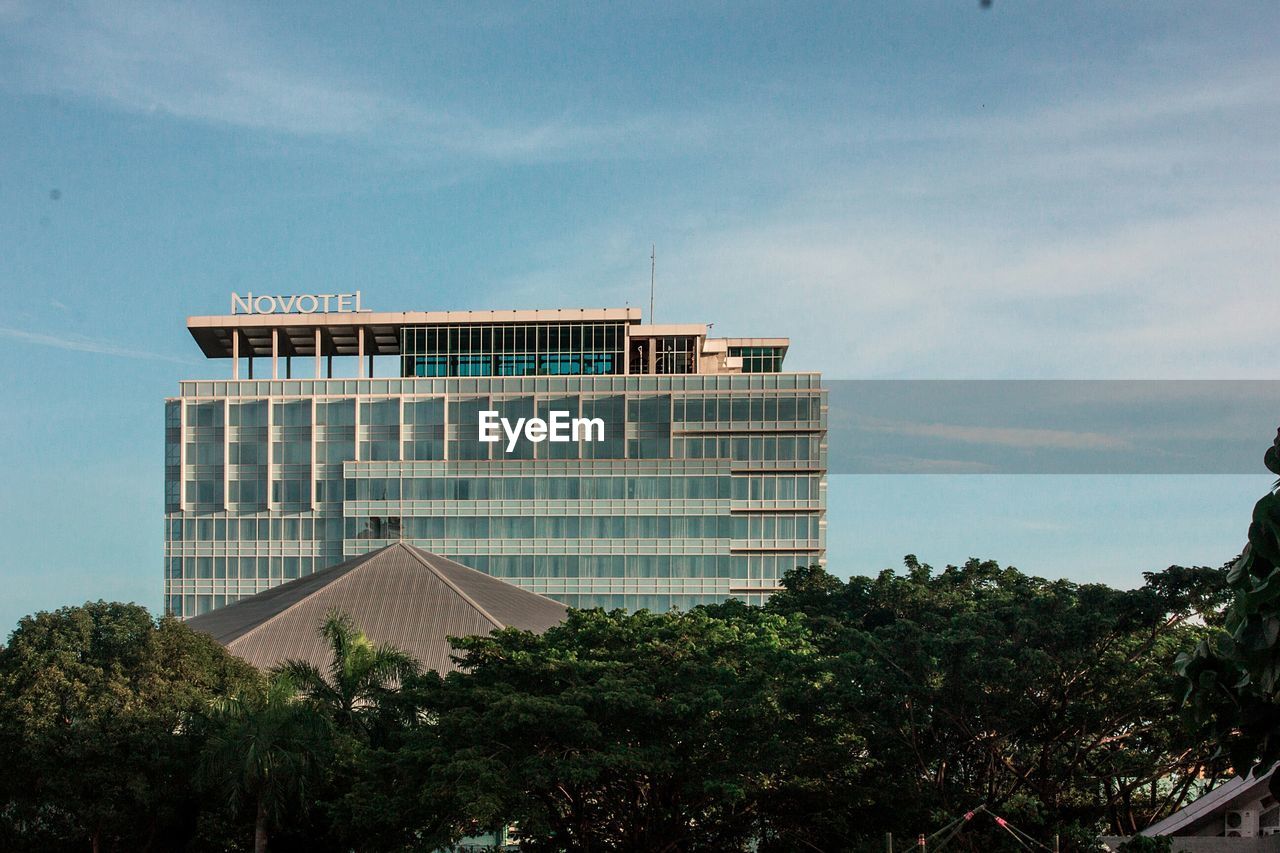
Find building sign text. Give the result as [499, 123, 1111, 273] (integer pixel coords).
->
[230, 292, 370, 315]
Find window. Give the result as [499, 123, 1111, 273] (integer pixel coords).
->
[729, 346, 784, 373]
[401, 322, 626, 377]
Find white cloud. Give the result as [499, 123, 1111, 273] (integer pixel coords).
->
[3, 0, 704, 162]
[7, 2, 1275, 382]
[854, 416, 1131, 452]
[659, 199, 1280, 378]
[0, 326, 196, 365]
[851, 455, 998, 475]
[509, 57, 1277, 379]
[484, 142, 1277, 379]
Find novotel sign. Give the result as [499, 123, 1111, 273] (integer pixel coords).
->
[230, 291, 371, 315]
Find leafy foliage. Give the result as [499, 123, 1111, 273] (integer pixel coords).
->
[387, 606, 870, 852]
[765, 557, 1226, 850]
[0, 602, 259, 853]
[273, 609, 418, 739]
[197, 674, 331, 853]
[1116, 835, 1174, 852]
[0, 555, 1229, 852]
[1179, 429, 1280, 787]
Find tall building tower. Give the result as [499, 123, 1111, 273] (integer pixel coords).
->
[165, 296, 825, 618]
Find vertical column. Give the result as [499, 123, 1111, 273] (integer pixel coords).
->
[399, 397, 408, 463]
[178, 400, 189, 511]
[272, 329, 279, 380]
[266, 396, 275, 512]
[222, 398, 231, 512]
[357, 327, 366, 378]
[353, 393, 361, 462]
[314, 329, 322, 379]
[232, 331, 240, 380]
[310, 397, 319, 513]
[649, 337, 657, 375]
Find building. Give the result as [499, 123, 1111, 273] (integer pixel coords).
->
[186, 541, 557, 853]
[1100, 768, 1280, 851]
[165, 296, 826, 618]
[184, 542, 568, 674]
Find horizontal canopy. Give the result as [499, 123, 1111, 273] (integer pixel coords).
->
[187, 307, 644, 359]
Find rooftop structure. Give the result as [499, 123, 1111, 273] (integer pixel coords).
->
[1099, 768, 1280, 851]
[187, 296, 788, 378]
[184, 542, 567, 673]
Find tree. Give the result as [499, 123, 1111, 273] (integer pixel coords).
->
[767, 558, 1225, 850]
[0, 602, 259, 853]
[197, 674, 331, 853]
[273, 610, 418, 740]
[391, 606, 868, 853]
[1179, 428, 1280, 789]
[263, 611, 422, 853]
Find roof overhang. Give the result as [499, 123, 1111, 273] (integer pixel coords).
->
[188, 307, 643, 359]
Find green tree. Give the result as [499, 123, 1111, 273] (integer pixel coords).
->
[1179, 428, 1280, 789]
[767, 558, 1224, 850]
[268, 611, 422, 853]
[391, 606, 867, 853]
[0, 601, 259, 853]
[273, 610, 418, 739]
[197, 674, 331, 853]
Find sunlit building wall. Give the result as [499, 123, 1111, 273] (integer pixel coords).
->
[166, 303, 825, 617]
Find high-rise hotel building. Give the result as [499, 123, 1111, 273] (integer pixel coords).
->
[165, 296, 825, 618]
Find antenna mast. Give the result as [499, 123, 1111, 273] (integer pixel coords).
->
[649, 243, 655, 323]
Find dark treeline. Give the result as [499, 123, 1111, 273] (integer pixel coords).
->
[0, 559, 1230, 853]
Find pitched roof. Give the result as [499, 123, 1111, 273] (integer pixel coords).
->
[1141, 767, 1276, 836]
[184, 543, 568, 673]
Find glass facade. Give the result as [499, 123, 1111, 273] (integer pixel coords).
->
[400, 323, 627, 377]
[729, 345, 785, 373]
[168, 309, 822, 619]
[165, 372, 825, 618]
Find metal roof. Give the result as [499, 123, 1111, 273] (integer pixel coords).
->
[1141, 767, 1276, 836]
[184, 543, 568, 674]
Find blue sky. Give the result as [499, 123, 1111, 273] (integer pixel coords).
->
[1, 2, 1277, 632]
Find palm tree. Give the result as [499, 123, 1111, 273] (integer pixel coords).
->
[198, 674, 330, 853]
[274, 610, 419, 737]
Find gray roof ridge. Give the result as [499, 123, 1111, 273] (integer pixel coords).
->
[190, 546, 386, 644]
[1140, 766, 1276, 836]
[227, 545, 399, 652]
[397, 543, 506, 631]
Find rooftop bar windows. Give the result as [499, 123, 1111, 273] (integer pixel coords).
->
[400, 322, 627, 378]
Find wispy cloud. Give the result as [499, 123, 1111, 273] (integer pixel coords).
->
[0, 326, 196, 365]
[852, 455, 998, 475]
[2, 1, 705, 162]
[514, 193, 1277, 379]
[855, 416, 1131, 452]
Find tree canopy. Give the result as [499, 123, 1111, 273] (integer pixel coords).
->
[0, 601, 259, 853]
[0, 554, 1230, 852]
[392, 606, 870, 852]
[761, 556, 1226, 849]
[1180, 428, 1280, 790]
